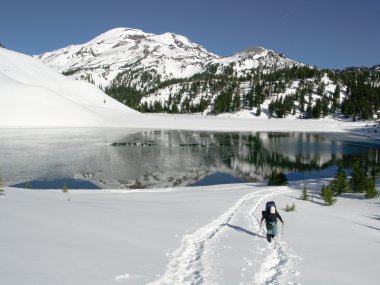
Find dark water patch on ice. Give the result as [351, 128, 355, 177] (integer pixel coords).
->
[286, 166, 338, 181]
[11, 178, 101, 190]
[190, 172, 247, 187]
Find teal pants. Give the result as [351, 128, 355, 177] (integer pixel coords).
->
[266, 221, 278, 236]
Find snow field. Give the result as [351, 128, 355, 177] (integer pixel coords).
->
[1, 179, 379, 284]
[0, 184, 267, 285]
[0, 47, 141, 128]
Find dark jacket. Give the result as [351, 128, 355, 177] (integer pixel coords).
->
[261, 210, 283, 224]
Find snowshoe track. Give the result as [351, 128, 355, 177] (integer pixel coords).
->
[250, 191, 298, 285]
[149, 186, 291, 285]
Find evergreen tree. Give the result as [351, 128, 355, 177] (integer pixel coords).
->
[331, 85, 341, 116]
[292, 104, 297, 116]
[105, 85, 143, 111]
[198, 98, 208, 113]
[245, 87, 254, 109]
[321, 96, 329, 117]
[62, 184, 70, 202]
[154, 101, 163, 112]
[212, 89, 233, 114]
[255, 106, 262, 117]
[0, 174, 4, 197]
[171, 102, 179, 113]
[317, 81, 325, 96]
[255, 83, 264, 106]
[340, 78, 379, 121]
[331, 163, 349, 194]
[168, 94, 173, 106]
[350, 161, 367, 193]
[62, 184, 69, 193]
[181, 97, 191, 113]
[306, 103, 313, 119]
[312, 99, 322, 118]
[267, 169, 288, 186]
[163, 103, 169, 113]
[321, 184, 326, 197]
[285, 203, 296, 212]
[148, 102, 154, 113]
[268, 100, 276, 118]
[322, 184, 337, 206]
[299, 89, 306, 113]
[300, 184, 309, 200]
[364, 177, 378, 198]
[232, 91, 241, 112]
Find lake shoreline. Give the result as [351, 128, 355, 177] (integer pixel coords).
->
[1, 129, 378, 189]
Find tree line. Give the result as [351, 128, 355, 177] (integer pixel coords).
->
[103, 65, 380, 120]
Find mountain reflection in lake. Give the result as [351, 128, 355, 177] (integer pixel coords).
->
[0, 129, 379, 189]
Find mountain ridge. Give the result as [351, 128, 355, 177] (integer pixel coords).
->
[35, 27, 301, 90]
[33, 27, 379, 121]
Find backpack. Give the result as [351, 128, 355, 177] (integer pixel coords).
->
[265, 201, 276, 213]
[262, 201, 277, 223]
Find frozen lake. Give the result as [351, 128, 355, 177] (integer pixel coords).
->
[0, 128, 379, 188]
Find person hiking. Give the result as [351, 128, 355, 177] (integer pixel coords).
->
[260, 201, 284, 242]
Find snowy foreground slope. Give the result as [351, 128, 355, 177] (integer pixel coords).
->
[0, 48, 141, 127]
[1, 182, 379, 285]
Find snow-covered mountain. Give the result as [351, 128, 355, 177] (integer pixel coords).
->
[342, 64, 380, 73]
[372, 64, 380, 71]
[35, 28, 218, 90]
[209, 47, 302, 76]
[0, 47, 140, 127]
[35, 27, 302, 90]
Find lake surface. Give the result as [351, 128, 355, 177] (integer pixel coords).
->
[0, 128, 379, 189]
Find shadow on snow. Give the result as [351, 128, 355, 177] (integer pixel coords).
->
[224, 223, 266, 239]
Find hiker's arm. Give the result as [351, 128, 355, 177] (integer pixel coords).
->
[277, 212, 284, 223]
[260, 215, 264, 225]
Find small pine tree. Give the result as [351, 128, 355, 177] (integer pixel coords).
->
[255, 105, 262, 117]
[364, 177, 378, 199]
[350, 160, 366, 193]
[267, 169, 288, 186]
[332, 163, 349, 194]
[285, 203, 296, 212]
[62, 184, 70, 202]
[321, 184, 326, 197]
[62, 184, 69, 193]
[0, 174, 4, 197]
[322, 184, 337, 206]
[171, 102, 179, 114]
[300, 184, 309, 200]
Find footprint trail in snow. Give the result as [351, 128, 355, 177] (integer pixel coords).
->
[148, 186, 301, 285]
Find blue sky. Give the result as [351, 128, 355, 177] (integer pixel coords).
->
[1, 0, 379, 69]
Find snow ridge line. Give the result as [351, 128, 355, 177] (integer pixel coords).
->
[108, 184, 257, 194]
[249, 189, 293, 285]
[148, 186, 287, 285]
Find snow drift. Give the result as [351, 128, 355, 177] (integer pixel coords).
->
[1, 182, 379, 285]
[0, 47, 141, 127]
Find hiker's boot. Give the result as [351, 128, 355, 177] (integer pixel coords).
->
[267, 234, 272, 242]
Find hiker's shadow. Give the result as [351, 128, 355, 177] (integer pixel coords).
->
[225, 223, 266, 239]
